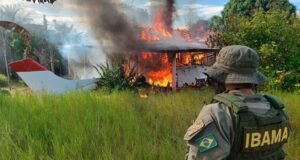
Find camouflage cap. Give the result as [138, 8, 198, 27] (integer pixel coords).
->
[206, 45, 267, 84]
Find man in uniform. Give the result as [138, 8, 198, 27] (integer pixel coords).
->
[184, 45, 291, 160]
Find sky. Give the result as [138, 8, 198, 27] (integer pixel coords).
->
[0, 0, 299, 30]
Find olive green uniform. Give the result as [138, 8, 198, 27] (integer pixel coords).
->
[184, 45, 291, 160]
[184, 90, 290, 160]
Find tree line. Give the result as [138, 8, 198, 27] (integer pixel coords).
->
[209, 0, 300, 91]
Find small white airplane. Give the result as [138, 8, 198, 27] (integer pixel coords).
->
[9, 58, 99, 94]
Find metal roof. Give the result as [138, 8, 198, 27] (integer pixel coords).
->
[142, 39, 219, 53]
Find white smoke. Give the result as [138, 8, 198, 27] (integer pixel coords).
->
[57, 33, 105, 79]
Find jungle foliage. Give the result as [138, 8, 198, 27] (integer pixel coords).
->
[222, 0, 295, 18]
[94, 63, 137, 91]
[209, 0, 300, 92]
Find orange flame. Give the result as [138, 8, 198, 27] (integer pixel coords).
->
[137, 8, 209, 87]
[140, 9, 172, 42]
[153, 9, 172, 37]
[147, 69, 172, 87]
[125, 5, 213, 89]
[193, 54, 205, 65]
[138, 8, 174, 87]
[181, 53, 192, 65]
[139, 52, 172, 87]
[176, 29, 193, 42]
[146, 53, 172, 87]
[140, 27, 160, 41]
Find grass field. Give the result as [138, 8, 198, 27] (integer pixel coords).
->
[0, 89, 298, 160]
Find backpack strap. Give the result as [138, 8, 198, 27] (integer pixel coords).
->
[213, 93, 248, 114]
[261, 94, 285, 109]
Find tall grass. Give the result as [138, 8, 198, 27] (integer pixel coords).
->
[0, 74, 8, 87]
[269, 90, 300, 159]
[0, 89, 298, 160]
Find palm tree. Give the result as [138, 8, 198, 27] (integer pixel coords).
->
[0, 5, 32, 23]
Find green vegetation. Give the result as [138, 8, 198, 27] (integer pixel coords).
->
[0, 74, 8, 87]
[0, 5, 81, 76]
[0, 1, 299, 159]
[221, 10, 300, 91]
[209, 0, 300, 92]
[95, 62, 137, 91]
[268, 90, 300, 159]
[0, 89, 298, 159]
[222, 0, 295, 18]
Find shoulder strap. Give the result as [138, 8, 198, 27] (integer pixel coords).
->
[262, 94, 285, 109]
[213, 93, 248, 114]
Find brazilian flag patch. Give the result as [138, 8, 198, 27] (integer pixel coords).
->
[196, 133, 218, 153]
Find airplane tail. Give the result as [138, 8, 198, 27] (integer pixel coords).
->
[9, 58, 99, 94]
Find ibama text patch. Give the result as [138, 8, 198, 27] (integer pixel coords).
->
[243, 123, 289, 152]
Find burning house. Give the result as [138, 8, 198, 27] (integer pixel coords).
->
[124, 9, 220, 91]
[70, 0, 221, 91]
[143, 43, 219, 89]
[126, 40, 219, 91]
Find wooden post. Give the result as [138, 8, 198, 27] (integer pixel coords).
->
[172, 53, 176, 92]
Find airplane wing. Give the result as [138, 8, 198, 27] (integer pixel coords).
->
[9, 58, 99, 94]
